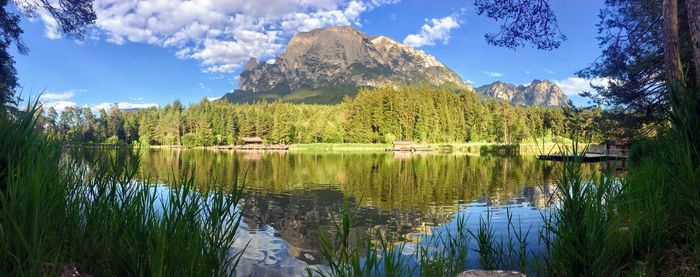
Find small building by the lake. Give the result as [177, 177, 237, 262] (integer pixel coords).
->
[242, 137, 264, 145]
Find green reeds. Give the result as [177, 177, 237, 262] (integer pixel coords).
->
[0, 104, 246, 276]
[314, 202, 540, 276]
[542, 139, 627, 276]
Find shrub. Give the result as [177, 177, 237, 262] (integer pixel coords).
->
[181, 133, 197, 146]
[104, 135, 120, 144]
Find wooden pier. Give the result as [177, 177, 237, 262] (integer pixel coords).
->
[538, 140, 629, 163]
[211, 137, 289, 151]
[385, 141, 431, 152]
[538, 153, 626, 162]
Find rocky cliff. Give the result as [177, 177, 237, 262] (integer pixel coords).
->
[224, 26, 470, 104]
[475, 80, 571, 107]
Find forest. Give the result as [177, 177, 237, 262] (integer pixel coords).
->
[37, 86, 604, 146]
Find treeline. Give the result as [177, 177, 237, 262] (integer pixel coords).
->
[37, 87, 603, 146]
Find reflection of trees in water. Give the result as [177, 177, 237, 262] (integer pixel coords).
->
[71, 149, 602, 262]
[133, 149, 601, 211]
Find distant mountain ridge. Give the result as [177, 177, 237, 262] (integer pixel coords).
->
[221, 26, 571, 107]
[475, 80, 571, 107]
[223, 26, 470, 104]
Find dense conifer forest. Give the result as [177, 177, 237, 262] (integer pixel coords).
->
[38, 87, 604, 146]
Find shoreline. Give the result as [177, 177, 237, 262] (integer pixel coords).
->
[129, 142, 586, 155]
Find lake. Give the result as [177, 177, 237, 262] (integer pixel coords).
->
[92, 148, 604, 275]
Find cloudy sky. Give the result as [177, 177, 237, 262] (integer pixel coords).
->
[14, 0, 605, 110]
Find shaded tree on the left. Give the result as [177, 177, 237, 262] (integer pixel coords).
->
[0, 0, 95, 109]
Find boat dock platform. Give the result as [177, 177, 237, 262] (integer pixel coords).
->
[538, 142, 629, 163]
[385, 141, 431, 152]
[538, 153, 626, 162]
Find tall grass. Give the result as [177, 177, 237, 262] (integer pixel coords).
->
[311, 134, 697, 276]
[312, 202, 542, 276]
[541, 141, 627, 276]
[0, 105, 246, 276]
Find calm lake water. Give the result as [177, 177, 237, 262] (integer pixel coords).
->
[84, 148, 605, 276]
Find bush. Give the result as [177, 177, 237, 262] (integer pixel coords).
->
[104, 135, 120, 144]
[181, 133, 197, 146]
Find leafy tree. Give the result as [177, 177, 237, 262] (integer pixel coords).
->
[44, 106, 58, 139]
[81, 107, 95, 142]
[95, 108, 108, 141]
[474, 0, 566, 50]
[107, 104, 125, 141]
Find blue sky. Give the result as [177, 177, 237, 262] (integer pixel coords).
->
[14, 0, 606, 110]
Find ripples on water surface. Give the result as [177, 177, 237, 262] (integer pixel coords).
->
[76, 148, 604, 276]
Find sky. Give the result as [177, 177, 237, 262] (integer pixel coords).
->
[13, 0, 607, 111]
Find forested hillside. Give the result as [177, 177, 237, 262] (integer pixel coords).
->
[39, 87, 602, 146]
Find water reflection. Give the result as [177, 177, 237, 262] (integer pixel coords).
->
[70, 149, 601, 275]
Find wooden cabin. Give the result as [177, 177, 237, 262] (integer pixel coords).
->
[236, 137, 289, 151]
[602, 139, 630, 157]
[242, 137, 264, 145]
[588, 139, 630, 157]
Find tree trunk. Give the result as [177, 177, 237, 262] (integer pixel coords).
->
[663, 0, 685, 89]
[687, 0, 700, 89]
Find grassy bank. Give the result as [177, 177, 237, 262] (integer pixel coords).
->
[0, 107, 246, 276]
[142, 141, 580, 155]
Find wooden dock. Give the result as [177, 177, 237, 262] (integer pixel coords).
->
[538, 153, 626, 162]
[385, 141, 431, 152]
[538, 143, 629, 163]
[234, 144, 289, 151]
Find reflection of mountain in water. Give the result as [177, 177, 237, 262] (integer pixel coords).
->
[240, 187, 458, 263]
[66, 149, 601, 274]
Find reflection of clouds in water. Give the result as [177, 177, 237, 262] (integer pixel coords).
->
[149, 184, 323, 276]
[232, 221, 327, 276]
[398, 202, 551, 268]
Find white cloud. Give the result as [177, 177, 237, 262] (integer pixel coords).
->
[44, 100, 77, 112]
[40, 90, 77, 101]
[30, 0, 396, 73]
[544, 68, 555, 74]
[40, 90, 82, 111]
[403, 15, 460, 48]
[93, 102, 160, 111]
[38, 9, 61, 39]
[554, 77, 611, 96]
[206, 96, 222, 101]
[483, 71, 503, 77]
[128, 97, 144, 101]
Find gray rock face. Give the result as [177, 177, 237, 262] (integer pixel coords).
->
[237, 26, 469, 95]
[475, 79, 571, 107]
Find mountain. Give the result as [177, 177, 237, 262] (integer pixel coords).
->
[475, 80, 571, 107]
[222, 26, 470, 104]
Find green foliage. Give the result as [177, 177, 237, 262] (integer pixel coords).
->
[40, 87, 599, 147]
[542, 142, 627, 276]
[104, 134, 119, 144]
[0, 106, 245, 275]
[181, 132, 197, 147]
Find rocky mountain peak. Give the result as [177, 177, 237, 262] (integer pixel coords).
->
[227, 26, 469, 103]
[475, 80, 571, 107]
[244, 57, 258, 71]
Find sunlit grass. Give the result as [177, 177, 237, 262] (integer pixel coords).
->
[0, 105, 246, 276]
